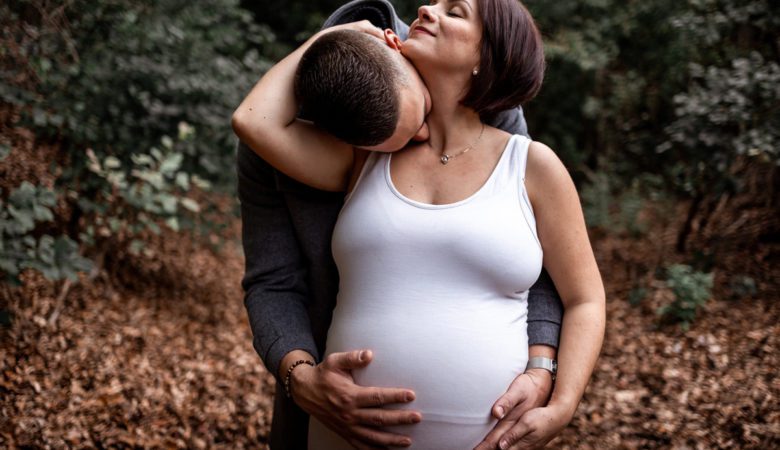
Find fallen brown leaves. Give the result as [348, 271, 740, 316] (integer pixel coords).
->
[548, 190, 780, 449]
[1, 229, 275, 449]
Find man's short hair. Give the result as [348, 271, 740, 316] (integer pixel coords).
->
[294, 29, 407, 147]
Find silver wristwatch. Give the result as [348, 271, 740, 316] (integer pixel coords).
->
[525, 356, 557, 381]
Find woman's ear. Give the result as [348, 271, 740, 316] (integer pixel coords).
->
[384, 29, 403, 51]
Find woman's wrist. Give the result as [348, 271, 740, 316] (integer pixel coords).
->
[546, 395, 579, 421]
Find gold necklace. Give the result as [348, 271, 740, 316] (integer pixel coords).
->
[439, 123, 486, 165]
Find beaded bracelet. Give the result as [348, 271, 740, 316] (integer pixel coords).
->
[283, 359, 315, 399]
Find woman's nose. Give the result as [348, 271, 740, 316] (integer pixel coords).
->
[417, 4, 435, 23]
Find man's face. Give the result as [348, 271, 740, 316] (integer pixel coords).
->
[360, 32, 432, 152]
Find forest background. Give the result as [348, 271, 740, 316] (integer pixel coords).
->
[1, 0, 778, 448]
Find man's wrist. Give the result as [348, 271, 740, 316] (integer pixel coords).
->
[284, 359, 315, 399]
[289, 361, 317, 403]
[526, 356, 557, 382]
[279, 350, 317, 380]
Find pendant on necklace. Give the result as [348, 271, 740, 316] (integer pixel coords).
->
[440, 154, 450, 165]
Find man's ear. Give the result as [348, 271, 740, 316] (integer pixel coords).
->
[383, 29, 403, 51]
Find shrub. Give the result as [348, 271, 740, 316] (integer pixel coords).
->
[0, 182, 92, 283]
[657, 264, 714, 330]
[580, 171, 664, 237]
[0, 0, 274, 282]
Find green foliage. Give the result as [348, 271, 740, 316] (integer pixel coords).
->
[628, 286, 647, 306]
[523, 0, 779, 201]
[5, 0, 272, 186]
[661, 53, 780, 195]
[580, 171, 663, 236]
[657, 264, 714, 330]
[80, 128, 209, 250]
[729, 275, 757, 299]
[1, 0, 271, 282]
[0, 183, 92, 282]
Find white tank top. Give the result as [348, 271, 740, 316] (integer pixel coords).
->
[316, 135, 543, 447]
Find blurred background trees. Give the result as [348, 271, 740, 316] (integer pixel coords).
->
[2, 0, 778, 328]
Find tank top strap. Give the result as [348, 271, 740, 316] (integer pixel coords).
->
[493, 134, 531, 189]
[514, 135, 532, 182]
[344, 150, 382, 206]
[509, 135, 541, 246]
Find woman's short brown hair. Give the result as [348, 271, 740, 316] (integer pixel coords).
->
[461, 0, 545, 120]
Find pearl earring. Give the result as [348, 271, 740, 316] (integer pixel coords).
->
[472, 68, 479, 76]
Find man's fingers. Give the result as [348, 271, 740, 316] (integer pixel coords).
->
[324, 349, 372, 370]
[353, 425, 413, 448]
[348, 439, 387, 450]
[492, 376, 531, 419]
[352, 408, 422, 427]
[355, 387, 416, 407]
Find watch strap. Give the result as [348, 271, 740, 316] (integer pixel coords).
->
[525, 356, 557, 381]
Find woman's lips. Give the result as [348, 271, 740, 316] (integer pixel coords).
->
[411, 26, 435, 37]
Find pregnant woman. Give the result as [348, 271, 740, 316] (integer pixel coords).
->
[233, 0, 605, 448]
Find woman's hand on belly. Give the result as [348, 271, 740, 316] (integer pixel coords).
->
[291, 349, 422, 448]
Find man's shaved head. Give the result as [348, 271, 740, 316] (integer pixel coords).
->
[294, 29, 429, 150]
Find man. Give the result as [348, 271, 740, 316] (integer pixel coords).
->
[236, 1, 564, 448]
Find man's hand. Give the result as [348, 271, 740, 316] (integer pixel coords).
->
[474, 368, 557, 450]
[291, 349, 421, 450]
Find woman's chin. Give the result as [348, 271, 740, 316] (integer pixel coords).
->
[401, 44, 429, 69]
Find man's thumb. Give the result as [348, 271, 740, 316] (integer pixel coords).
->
[327, 349, 372, 370]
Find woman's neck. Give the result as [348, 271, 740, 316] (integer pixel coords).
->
[425, 99, 483, 154]
[418, 67, 482, 152]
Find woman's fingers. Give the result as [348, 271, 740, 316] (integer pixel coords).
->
[328, 20, 384, 40]
[351, 20, 385, 39]
[473, 418, 517, 450]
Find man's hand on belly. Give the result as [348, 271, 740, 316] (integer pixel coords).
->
[291, 349, 422, 449]
[473, 367, 556, 450]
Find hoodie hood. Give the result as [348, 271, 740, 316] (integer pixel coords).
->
[322, 0, 410, 40]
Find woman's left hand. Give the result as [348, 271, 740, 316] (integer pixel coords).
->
[318, 20, 384, 41]
[492, 403, 573, 450]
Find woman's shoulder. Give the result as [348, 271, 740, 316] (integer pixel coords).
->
[525, 140, 577, 203]
[527, 140, 566, 176]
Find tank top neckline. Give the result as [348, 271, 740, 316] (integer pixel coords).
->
[384, 134, 519, 210]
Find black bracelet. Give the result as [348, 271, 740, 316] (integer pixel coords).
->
[284, 359, 315, 399]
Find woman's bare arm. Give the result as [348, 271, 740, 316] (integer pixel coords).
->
[526, 141, 606, 421]
[231, 21, 383, 192]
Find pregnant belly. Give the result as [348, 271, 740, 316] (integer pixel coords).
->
[324, 305, 529, 423]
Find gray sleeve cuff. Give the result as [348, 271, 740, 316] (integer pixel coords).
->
[526, 269, 563, 348]
[527, 319, 561, 349]
[262, 334, 320, 385]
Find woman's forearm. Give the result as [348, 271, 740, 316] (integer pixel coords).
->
[547, 300, 605, 418]
[230, 21, 383, 191]
[231, 31, 323, 147]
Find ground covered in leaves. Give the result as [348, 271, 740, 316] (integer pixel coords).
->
[2, 193, 778, 449]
